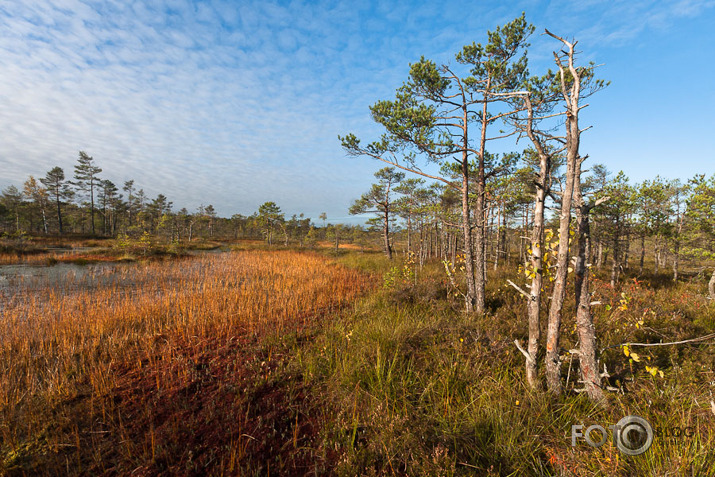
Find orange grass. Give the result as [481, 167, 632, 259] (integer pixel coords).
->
[0, 252, 120, 265]
[0, 250, 372, 471]
[0, 252, 55, 265]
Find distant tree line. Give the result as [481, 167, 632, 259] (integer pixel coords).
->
[0, 151, 348, 246]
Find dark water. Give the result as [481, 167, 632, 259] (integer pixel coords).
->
[0, 262, 130, 300]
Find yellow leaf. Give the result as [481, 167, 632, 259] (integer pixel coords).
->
[623, 345, 630, 357]
[646, 366, 657, 377]
[630, 352, 641, 362]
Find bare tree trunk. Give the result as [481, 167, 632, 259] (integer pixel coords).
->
[574, 161, 605, 404]
[610, 230, 620, 287]
[406, 214, 412, 253]
[673, 204, 683, 282]
[546, 166, 575, 394]
[461, 153, 478, 313]
[383, 209, 392, 259]
[41, 207, 48, 235]
[709, 269, 715, 300]
[56, 195, 64, 235]
[517, 92, 553, 390]
[525, 179, 547, 388]
[501, 210, 508, 265]
[639, 232, 646, 275]
[545, 30, 582, 395]
[596, 239, 603, 269]
[90, 183, 96, 235]
[520, 205, 527, 265]
[494, 204, 501, 271]
[472, 93, 489, 314]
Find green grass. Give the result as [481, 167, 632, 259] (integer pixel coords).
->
[290, 254, 715, 476]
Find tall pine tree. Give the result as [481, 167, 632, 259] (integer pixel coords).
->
[73, 151, 102, 235]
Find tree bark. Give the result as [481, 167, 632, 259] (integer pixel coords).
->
[526, 173, 547, 388]
[709, 269, 715, 300]
[610, 229, 620, 287]
[406, 214, 412, 253]
[574, 161, 605, 404]
[90, 179, 96, 235]
[639, 232, 646, 275]
[545, 30, 582, 395]
[383, 208, 392, 259]
[545, 157, 575, 394]
[461, 100, 479, 312]
[56, 193, 63, 235]
[494, 204, 501, 271]
[472, 86, 490, 314]
[520, 92, 552, 389]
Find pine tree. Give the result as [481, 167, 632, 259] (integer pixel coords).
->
[73, 151, 102, 235]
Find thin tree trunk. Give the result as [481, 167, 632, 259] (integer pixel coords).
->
[407, 214, 412, 253]
[56, 194, 63, 234]
[383, 209, 392, 259]
[461, 156, 478, 313]
[501, 209, 508, 265]
[573, 159, 605, 403]
[673, 204, 683, 282]
[709, 269, 715, 300]
[494, 204, 501, 271]
[520, 92, 552, 390]
[474, 99, 488, 314]
[544, 30, 582, 395]
[545, 164, 575, 394]
[525, 182, 546, 388]
[610, 230, 620, 287]
[41, 207, 48, 234]
[639, 232, 646, 275]
[90, 181, 95, 235]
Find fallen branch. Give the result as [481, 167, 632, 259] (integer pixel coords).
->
[602, 332, 715, 352]
[507, 279, 533, 300]
[514, 339, 534, 364]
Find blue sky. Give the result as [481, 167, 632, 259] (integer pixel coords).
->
[1, 0, 714, 223]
